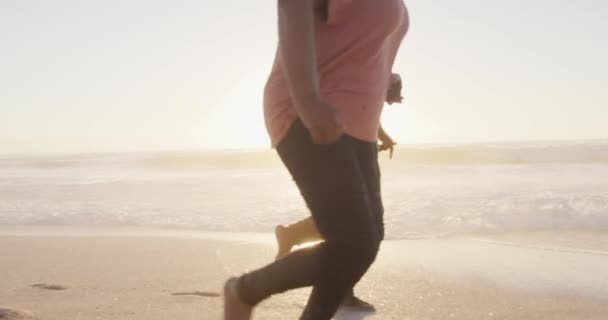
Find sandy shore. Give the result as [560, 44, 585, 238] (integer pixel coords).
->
[1, 227, 607, 320]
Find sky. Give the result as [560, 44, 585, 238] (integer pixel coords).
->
[1, 0, 607, 154]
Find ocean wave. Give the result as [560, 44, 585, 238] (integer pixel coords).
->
[387, 141, 608, 166]
[1, 179, 607, 238]
[2, 140, 608, 171]
[1, 142, 608, 238]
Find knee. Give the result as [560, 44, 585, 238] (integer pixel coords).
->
[340, 228, 381, 270]
[320, 227, 381, 289]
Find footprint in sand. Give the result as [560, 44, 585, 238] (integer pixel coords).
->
[31, 283, 67, 291]
[0, 307, 35, 320]
[171, 291, 221, 298]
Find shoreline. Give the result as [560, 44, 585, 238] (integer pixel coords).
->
[2, 225, 607, 252]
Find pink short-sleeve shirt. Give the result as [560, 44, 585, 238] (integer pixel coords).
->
[264, 0, 409, 146]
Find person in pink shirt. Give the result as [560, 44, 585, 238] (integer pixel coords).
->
[223, 1, 409, 319]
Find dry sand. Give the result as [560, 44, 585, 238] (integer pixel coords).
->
[1, 227, 607, 320]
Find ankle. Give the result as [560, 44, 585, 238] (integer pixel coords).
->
[231, 277, 254, 307]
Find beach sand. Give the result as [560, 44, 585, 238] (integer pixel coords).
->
[1, 227, 607, 320]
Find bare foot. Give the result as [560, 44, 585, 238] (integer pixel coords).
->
[341, 295, 376, 313]
[223, 278, 253, 320]
[274, 225, 294, 260]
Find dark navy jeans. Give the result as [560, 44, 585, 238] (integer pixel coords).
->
[237, 119, 384, 320]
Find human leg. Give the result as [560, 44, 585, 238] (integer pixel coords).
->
[233, 120, 382, 320]
[275, 216, 322, 259]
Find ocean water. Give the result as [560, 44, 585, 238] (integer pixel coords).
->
[1, 141, 608, 239]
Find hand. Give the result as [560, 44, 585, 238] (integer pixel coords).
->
[386, 73, 403, 105]
[379, 139, 396, 159]
[297, 96, 344, 145]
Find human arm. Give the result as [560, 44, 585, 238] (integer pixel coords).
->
[278, 0, 342, 144]
[378, 124, 396, 159]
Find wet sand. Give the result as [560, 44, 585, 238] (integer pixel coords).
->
[0, 227, 607, 319]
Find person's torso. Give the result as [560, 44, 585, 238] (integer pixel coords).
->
[264, 0, 409, 145]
